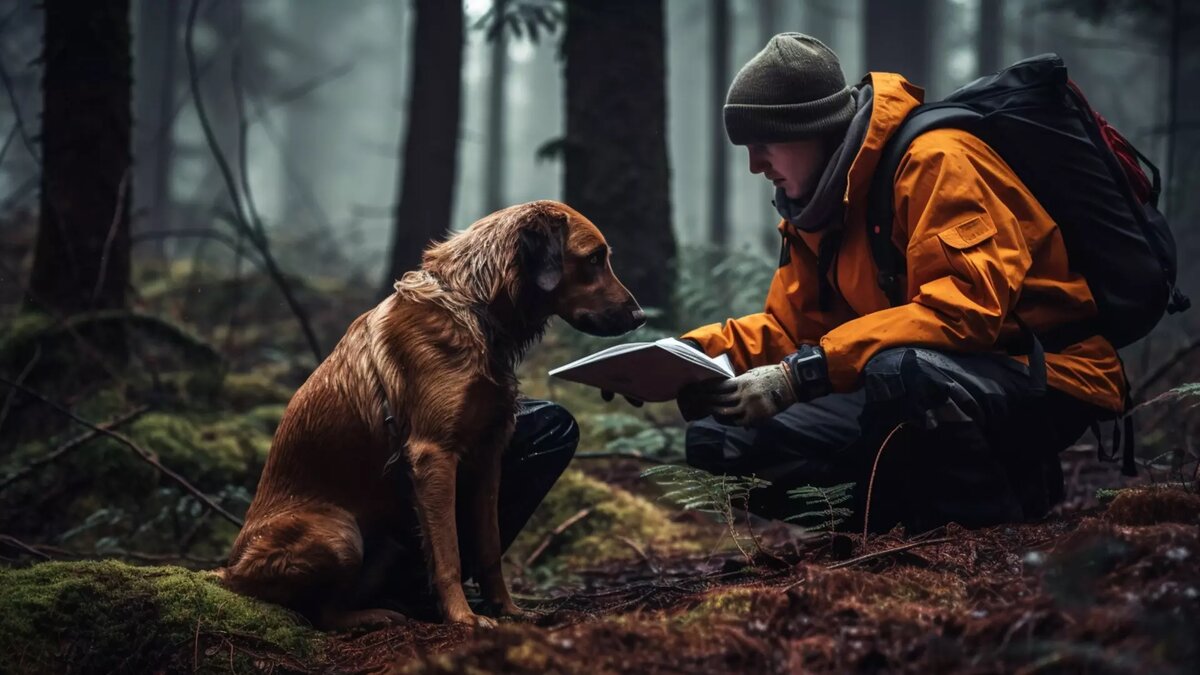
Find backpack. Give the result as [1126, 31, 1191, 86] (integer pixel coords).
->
[866, 54, 1191, 475]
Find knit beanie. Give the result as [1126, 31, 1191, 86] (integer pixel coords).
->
[724, 33, 855, 145]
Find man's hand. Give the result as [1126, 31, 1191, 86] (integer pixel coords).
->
[711, 365, 798, 427]
[600, 389, 643, 407]
[676, 345, 830, 427]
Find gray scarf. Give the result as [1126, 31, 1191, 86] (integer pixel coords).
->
[774, 83, 874, 233]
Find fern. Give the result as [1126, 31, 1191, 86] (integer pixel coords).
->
[784, 482, 855, 536]
[641, 464, 770, 563]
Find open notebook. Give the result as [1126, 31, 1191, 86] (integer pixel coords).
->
[548, 338, 734, 402]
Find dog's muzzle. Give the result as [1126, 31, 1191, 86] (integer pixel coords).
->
[571, 304, 645, 337]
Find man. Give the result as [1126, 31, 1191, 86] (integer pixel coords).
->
[659, 34, 1122, 533]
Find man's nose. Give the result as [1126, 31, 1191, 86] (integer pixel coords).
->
[747, 152, 767, 175]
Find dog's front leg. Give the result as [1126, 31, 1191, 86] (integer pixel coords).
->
[471, 446, 529, 620]
[408, 439, 492, 628]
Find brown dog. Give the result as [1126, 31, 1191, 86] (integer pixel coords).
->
[219, 201, 643, 629]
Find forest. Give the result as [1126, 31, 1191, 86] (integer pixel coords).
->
[0, 0, 1197, 672]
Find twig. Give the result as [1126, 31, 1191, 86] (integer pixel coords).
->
[524, 507, 591, 568]
[0, 342, 39, 436]
[0, 534, 50, 560]
[0, 42, 40, 167]
[1131, 335, 1200, 401]
[184, 0, 323, 363]
[0, 404, 150, 492]
[863, 423, 905, 542]
[825, 536, 952, 571]
[0, 122, 17, 167]
[0, 375, 242, 527]
[615, 535, 659, 575]
[90, 167, 131, 307]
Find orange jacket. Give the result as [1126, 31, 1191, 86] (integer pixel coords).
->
[683, 73, 1126, 413]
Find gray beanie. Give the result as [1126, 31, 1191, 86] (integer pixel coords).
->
[724, 33, 855, 145]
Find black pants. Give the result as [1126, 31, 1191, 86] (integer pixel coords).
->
[371, 398, 578, 612]
[686, 347, 1107, 533]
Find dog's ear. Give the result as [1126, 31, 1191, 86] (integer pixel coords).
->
[518, 210, 566, 293]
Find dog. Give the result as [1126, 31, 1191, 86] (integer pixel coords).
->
[218, 201, 644, 630]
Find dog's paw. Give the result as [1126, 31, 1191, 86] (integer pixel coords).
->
[448, 610, 498, 629]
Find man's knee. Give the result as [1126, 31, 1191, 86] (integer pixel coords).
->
[861, 347, 1000, 428]
[513, 400, 579, 469]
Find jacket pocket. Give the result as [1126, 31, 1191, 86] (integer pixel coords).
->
[937, 216, 997, 250]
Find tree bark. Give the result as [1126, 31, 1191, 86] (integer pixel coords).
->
[484, 0, 508, 214]
[978, 0, 1004, 76]
[133, 0, 179, 259]
[29, 0, 133, 314]
[564, 0, 675, 317]
[384, 0, 464, 291]
[865, 0, 933, 87]
[709, 0, 730, 249]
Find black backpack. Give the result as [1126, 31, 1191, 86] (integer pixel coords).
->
[866, 54, 1191, 474]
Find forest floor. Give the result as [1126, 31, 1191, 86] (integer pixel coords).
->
[318, 458, 1200, 675]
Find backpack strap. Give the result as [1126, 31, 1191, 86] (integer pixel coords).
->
[866, 103, 985, 308]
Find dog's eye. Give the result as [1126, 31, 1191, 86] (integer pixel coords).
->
[587, 253, 603, 266]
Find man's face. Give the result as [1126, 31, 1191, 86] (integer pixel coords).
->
[746, 139, 828, 200]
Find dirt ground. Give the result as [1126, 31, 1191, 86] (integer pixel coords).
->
[304, 451, 1199, 675]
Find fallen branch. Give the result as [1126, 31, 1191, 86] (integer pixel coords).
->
[0, 376, 242, 527]
[0, 404, 150, 492]
[0, 342, 40, 436]
[0, 534, 50, 560]
[825, 537, 952, 571]
[524, 507, 592, 568]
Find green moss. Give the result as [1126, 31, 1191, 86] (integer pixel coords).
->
[508, 469, 705, 577]
[676, 586, 762, 625]
[0, 560, 321, 673]
[219, 370, 293, 409]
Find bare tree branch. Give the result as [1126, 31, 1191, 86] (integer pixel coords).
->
[184, 0, 323, 363]
[0, 375, 243, 527]
[0, 404, 150, 492]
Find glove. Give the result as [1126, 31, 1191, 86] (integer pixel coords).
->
[677, 345, 830, 427]
[600, 389, 643, 407]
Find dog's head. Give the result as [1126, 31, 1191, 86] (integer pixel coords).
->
[421, 201, 644, 337]
[516, 201, 645, 337]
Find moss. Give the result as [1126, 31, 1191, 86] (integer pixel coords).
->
[219, 370, 293, 409]
[508, 469, 706, 577]
[1104, 485, 1200, 526]
[0, 560, 321, 673]
[676, 586, 763, 625]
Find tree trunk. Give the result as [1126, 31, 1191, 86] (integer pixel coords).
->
[484, 0, 508, 214]
[978, 0, 1004, 76]
[29, 0, 132, 314]
[383, 0, 464, 290]
[384, 0, 463, 288]
[565, 0, 675, 317]
[709, 0, 730, 249]
[133, 0, 179, 259]
[865, 0, 933, 87]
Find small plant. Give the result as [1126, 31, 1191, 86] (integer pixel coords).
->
[785, 482, 855, 537]
[641, 465, 770, 564]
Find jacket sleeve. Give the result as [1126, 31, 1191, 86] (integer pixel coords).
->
[820, 132, 1034, 392]
[682, 233, 836, 373]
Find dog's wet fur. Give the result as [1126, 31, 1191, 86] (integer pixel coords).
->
[218, 201, 644, 629]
